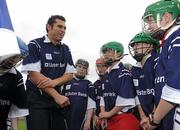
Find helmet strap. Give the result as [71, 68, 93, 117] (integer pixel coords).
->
[133, 54, 145, 62]
[105, 58, 116, 67]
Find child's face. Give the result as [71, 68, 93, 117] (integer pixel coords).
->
[96, 64, 106, 76]
[76, 64, 88, 77]
[133, 43, 152, 55]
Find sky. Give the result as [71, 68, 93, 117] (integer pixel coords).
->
[6, 0, 157, 82]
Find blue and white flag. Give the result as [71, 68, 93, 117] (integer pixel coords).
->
[0, 0, 28, 60]
[0, 0, 14, 30]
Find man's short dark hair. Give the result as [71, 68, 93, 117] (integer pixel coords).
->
[46, 15, 66, 32]
[47, 15, 66, 25]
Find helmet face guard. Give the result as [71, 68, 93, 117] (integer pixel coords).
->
[129, 32, 159, 62]
[100, 41, 124, 67]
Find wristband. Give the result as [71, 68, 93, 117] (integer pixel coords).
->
[149, 113, 160, 127]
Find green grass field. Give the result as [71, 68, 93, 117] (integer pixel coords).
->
[18, 118, 26, 130]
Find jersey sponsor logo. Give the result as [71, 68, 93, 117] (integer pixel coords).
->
[136, 88, 154, 96]
[59, 63, 65, 67]
[155, 76, 165, 84]
[0, 99, 10, 106]
[44, 63, 59, 67]
[44, 62, 65, 68]
[45, 53, 52, 60]
[65, 92, 87, 97]
[103, 92, 116, 97]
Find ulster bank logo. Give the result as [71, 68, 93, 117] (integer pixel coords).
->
[45, 53, 52, 60]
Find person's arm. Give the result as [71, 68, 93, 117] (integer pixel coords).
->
[29, 71, 73, 89]
[152, 99, 175, 124]
[148, 99, 176, 130]
[28, 71, 70, 107]
[99, 105, 124, 119]
[99, 106, 107, 130]
[137, 104, 149, 130]
[83, 95, 96, 130]
[83, 108, 94, 130]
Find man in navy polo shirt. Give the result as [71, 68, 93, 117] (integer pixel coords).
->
[22, 15, 76, 130]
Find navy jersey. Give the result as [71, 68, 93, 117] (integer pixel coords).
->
[102, 62, 136, 112]
[131, 50, 158, 116]
[22, 35, 75, 107]
[155, 25, 180, 130]
[0, 68, 27, 130]
[63, 77, 96, 130]
[93, 78, 103, 115]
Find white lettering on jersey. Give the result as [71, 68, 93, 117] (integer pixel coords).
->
[0, 99, 10, 106]
[44, 62, 65, 68]
[103, 92, 116, 97]
[136, 88, 154, 96]
[155, 76, 165, 84]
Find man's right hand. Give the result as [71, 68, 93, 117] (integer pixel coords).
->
[54, 95, 70, 108]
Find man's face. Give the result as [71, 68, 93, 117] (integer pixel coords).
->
[47, 19, 66, 43]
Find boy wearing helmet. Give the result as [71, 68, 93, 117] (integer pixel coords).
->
[63, 59, 96, 130]
[0, 30, 29, 130]
[93, 57, 107, 129]
[99, 41, 140, 130]
[142, 0, 180, 130]
[129, 32, 162, 130]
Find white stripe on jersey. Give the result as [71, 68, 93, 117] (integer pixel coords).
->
[161, 84, 180, 104]
[174, 106, 180, 130]
[173, 44, 180, 47]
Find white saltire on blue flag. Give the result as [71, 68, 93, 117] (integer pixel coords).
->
[0, 0, 28, 59]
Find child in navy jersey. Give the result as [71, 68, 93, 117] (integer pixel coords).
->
[141, 0, 180, 129]
[99, 41, 141, 130]
[93, 57, 107, 130]
[63, 59, 96, 130]
[128, 32, 160, 130]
